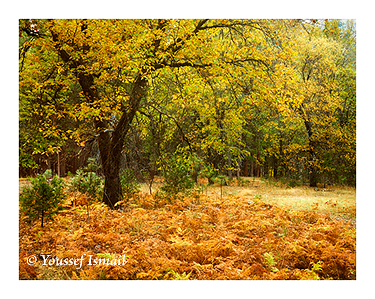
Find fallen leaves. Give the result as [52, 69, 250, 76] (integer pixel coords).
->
[19, 193, 356, 280]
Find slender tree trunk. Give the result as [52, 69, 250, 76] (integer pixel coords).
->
[227, 146, 232, 180]
[273, 155, 278, 179]
[236, 157, 241, 179]
[57, 152, 60, 177]
[308, 142, 319, 187]
[244, 159, 248, 177]
[60, 150, 66, 177]
[302, 112, 318, 187]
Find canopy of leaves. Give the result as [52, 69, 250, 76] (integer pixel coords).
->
[19, 18, 356, 189]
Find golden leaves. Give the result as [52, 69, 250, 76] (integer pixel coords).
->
[19, 189, 356, 280]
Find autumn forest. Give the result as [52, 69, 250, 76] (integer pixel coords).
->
[19, 19, 356, 281]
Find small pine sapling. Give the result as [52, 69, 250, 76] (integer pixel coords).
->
[68, 158, 104, 219]
[20, 173, 66, 227]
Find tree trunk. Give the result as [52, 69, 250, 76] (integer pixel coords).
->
[305, 123, 318, 187]
[60, 150, 66, 177]
[227, 147, 232, 180]
[244, 159, 248, 177]
[299, 105, 319, 187]
[51, 25, 147, 208]
[101, 74, 147, 208]
[102, 163, 122, 208]
[273, 155, 278, 179]
[309, 165, 318, 188]
[57, 152, 60, 177]
[236, 157, 241, 179]
[308, 140, 319, 187]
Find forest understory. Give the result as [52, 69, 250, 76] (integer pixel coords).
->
[19, 177, 356, 280]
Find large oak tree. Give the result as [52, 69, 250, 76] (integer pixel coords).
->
[21, 19, 284, 207]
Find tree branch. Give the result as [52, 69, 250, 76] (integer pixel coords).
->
[153, 60, 212, 70]
[144, 101, 193, 152]
[163, 19, 209, 55]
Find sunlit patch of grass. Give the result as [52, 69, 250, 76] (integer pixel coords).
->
[139, 177, 356, 221]
[245, 182, 356, 221]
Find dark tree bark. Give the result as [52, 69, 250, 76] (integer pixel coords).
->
[256, 152, 261, 177]
[300, 106, 318, 187]
[273, 155, 278, 179]
[243, 159, 248, 176]
[101, 75, 147, 208]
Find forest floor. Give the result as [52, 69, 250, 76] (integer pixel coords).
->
[19, 177, 356, 280]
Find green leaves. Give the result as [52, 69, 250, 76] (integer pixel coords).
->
[68, 159, 104, 201]
[20, 174, 66, 227]
[159, 152, 195, 201]
[120, 169, 140, 200]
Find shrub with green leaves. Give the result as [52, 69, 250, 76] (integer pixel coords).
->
[20, 174, 66, 227]
[120, 168, 140, 200]
[69, 169, 104, 200]
[193, 158, 218, 186]
[160, 154, 194, 201]
[68, 157, 104, 200]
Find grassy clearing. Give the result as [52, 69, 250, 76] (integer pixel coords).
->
[19, 176, 356, 222]
[19, 177, 356, 280]
[141, 177, 356, 222]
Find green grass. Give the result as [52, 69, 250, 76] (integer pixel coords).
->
[256, 180, 355, 222]
[141, 177, 356, 222]
[261, 187, 355, 220]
